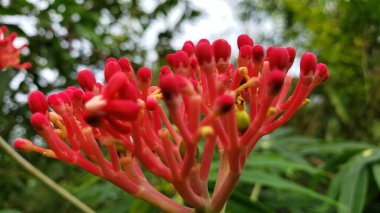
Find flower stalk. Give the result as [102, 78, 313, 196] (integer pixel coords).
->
[12, 34, 329, 212]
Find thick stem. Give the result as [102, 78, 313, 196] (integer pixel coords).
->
[211, 171, 240, 213]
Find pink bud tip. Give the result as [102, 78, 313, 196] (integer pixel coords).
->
[267, 70, 286, 96]
[28, 90, 48, 114]
[160, 65, 173, 77]
[214, 94, 234, 114]
[137, 67, 152, 85]
[316, 63, 329, 82]
[237, 34, 254, 49]
[269, 47, 290, 71]
[159, 75, 180, 102]
[104, 100, 141, 121]
[146, 96, 158, 111]
[239, 45, 252, 60]
[182, 41, 195, 56]
[102, 72, 128, 99]
[77, 69, 96, 91]
[300, 52, 317, 75]
[30, 112, 50, 131]
[118, 58, 133, 73]
[286, 47, 296, 65]
[172, 51, 190, 69]
[195, 40, 213, 65]
[105, 57, 117, 64]
[13, 139, 34, 152]
[105, 61, 122, 82]
[252, 45, 265, 63]
[212, 39, 231, 61]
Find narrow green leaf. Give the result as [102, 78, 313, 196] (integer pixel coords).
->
[372, 163, 380, 190]
[338, 165, 368, 213]
[240, 170, 339, 207]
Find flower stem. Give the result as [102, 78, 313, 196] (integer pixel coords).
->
[0, 136, 95, 213]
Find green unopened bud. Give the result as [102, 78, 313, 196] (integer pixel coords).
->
[236, 110, 250, 133]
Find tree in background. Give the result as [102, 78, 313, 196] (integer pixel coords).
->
[0, 1, 200, 211]
[0, 0, 200, 140]
[237, 0, 380, 141]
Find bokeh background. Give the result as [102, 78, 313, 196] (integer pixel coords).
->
[1, 0, 380, 212]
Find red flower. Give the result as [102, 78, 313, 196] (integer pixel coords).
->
[0, 26, 31, 70]
[15, 34, 328, 213]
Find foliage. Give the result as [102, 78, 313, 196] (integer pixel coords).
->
[0, 0, 200, 140]
[237, 0, 380, 141]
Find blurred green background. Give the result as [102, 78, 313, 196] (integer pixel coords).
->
[1, 0, 380, 212]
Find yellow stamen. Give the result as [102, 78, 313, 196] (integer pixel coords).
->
[199, 126, 214, 137]
[267, 107, 276, 116]
[302, 98, 310, 106]
[238, 67, 250, 81]
[235, 77, 258, 94]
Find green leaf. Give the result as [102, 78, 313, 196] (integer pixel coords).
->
[246, 154, 322, 175]
[338, 165, 368, 213]
[372, 163, 380, 190]
[239, 170, 340, 207]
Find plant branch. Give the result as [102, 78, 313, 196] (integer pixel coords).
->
[0, 136, 95, 213]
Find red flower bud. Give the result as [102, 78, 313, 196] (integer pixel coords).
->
[102, 72, 128, 99]
[316, 63, 329, 82]
[172, 51, 190, 70]
[77, 69, 96, 91]
[252, 45, 265, 63]
[239, 45, 252, 60]
[146, 96, 158, 111]
[118, 57, 133, 73]
[182, 41, 195, 56]
[212, 39, 231, 62]
[30, 112, 50, 131]
[103, 100, 141, 121]
[267, 70, 285, 96]
[214, 94, 235, 115]
[237, 34, 254, 49]
[13, 139, 34, 152]
[137, 67, 152, 86]
[269, 47, 289, 71]
[105, 57, 117, 64]
[105, 61, 122, 82]
[159, 75, 180, 106]
[28, 90, 48, 114]
[286, 47, 296, 66]
[300, 52, 317, 76]
[195, 40, 213, 65]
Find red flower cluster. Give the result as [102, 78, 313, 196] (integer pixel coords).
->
[14, 34, 328, 212]
[0, 26, 31, 70]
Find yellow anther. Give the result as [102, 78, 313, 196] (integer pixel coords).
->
[152, 88, 161, 95]
[235, 77, 258, 94]
[153, 93, 163, 99]
[267, 107, 277, 116]
[302, 98, 310, 106]
[238, 67, 250, 81]
[55, 128, 67, 140]
[235, 95, 245, 111]
[199, 126, 214, 137]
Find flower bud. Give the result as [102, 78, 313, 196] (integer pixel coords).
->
[103, 100, 141, 121]
[214, 94, 234, 115]
[182, 41, 195, 56]
[286, 47, 296, 67]
[28, 90, 48, 114]
[118, 57, 133, 73]
[77, 69, 96, 92]
[252, 45, 265, 63]
[300, 52, 317, 76]
[159, 75, 181, 107]
[105, 61, 122, 82]
[237, 34, 254, 49]
[137, 67, 152, 87]
[269, 47, 289, 71]
[267, 70, 285, 96]
[30, 112, 50, 131]
[195, 39, 214, 66]
[13, 139, 34, 152]
[146, 96, 158, 111]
